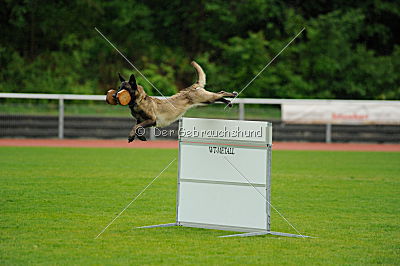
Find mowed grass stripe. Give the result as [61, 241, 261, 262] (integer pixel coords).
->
[0, 147, 399, 264]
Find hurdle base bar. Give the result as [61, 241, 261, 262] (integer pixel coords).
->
[137, 223, 177, 229]
[137, 223, 312, 238]
[219, 231, 312, 238]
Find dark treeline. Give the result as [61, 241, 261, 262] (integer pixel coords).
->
[1, 0, 399, 99]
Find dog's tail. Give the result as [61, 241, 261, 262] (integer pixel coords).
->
[191, 61, 206, 88]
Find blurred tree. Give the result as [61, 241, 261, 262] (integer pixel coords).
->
[0, 0, 398, 99]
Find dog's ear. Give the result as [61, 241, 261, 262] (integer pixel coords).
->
[118, 72, 125, 82]
[128, 74, 138, 90]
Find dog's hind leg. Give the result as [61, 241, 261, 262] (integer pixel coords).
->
[200, 95, 233, 107]
[216, 97, 233, 107]
[217, 91, 238, 97]
[196, 89, 238, 107]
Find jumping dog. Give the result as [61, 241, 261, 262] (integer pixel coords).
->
[114, 61, 237, 142]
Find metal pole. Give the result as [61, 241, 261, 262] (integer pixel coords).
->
[58, 97, 64, 139]
[267, 144, 272, 232]
[176, 119, 182, 225]
[325, 124, 331, 143]
[239, 102, 245, 120]
[149, 127, 155, 140]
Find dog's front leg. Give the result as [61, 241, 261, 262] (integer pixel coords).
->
[128, 119, 156, 142]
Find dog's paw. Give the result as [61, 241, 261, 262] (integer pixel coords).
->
[228, 101, 233, 108]
[232, 91, 238, 97]
[128, 135, 135, 143]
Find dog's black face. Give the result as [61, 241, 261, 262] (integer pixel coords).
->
[118, 73, 138, 93]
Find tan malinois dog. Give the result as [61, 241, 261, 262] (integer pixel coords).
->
[110, 61, 237, 142]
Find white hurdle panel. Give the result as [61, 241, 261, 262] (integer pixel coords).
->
[177, 118, 271, 233]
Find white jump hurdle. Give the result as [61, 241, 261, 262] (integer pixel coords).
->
[139, 117, 310, 238]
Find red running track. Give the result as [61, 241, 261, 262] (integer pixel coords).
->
[0, 138, 399, 152]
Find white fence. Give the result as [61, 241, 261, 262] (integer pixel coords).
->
[1, 92, 399, 142]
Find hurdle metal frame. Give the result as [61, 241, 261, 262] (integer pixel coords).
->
[138, 118, 311, 238]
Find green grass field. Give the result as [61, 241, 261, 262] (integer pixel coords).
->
[1, 147, 399, 264]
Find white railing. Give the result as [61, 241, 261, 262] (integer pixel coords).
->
[1, 92, 399, 142]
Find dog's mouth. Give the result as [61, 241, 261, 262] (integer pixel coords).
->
[119, 86, 136, 101]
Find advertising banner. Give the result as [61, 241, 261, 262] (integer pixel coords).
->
[282, 102, 400, 124]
